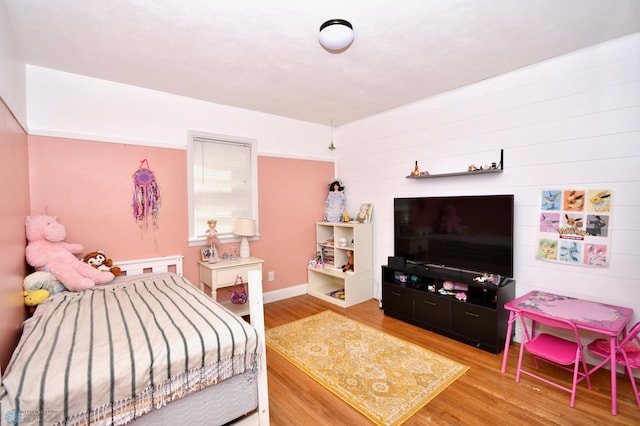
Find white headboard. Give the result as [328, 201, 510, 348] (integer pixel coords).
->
[115, 255, 183, 276]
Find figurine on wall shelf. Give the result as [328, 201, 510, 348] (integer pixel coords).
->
[468, 162, 498, 172]
[412, 161, 420, 176]
[205, 219, 220, 263]
[324, 178, 346, 222]
[410, 161, 429, 177]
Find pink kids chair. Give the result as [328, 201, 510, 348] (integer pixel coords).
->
[516, 309, 592, 407]
[587, 321, 640, 409]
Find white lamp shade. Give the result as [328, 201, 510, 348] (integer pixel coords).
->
[233, 218, 256, 236]
[319, 19, 354, 51]
[233, 218, 256, 258]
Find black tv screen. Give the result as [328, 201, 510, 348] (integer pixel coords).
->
[394, 195, 514, 277]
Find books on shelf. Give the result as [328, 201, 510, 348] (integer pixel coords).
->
[321, 247, 335, 266]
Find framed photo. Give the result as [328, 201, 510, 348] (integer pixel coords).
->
[355, 203, 373, 223]
[201, 247, 212, 262]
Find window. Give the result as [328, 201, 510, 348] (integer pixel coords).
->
[187, 132, 258, 245]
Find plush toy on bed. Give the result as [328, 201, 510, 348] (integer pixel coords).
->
[23, 270, 66, 295]
[25, 214, 115, 291]
[22, 271, 66, 313]
[24, 288, 50, 311]
[82, 250, 122, 276]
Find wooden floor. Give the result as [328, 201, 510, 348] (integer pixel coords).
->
[263, 295, 639, 425]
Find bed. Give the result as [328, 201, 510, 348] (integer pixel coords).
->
[0, 255, 269, 425]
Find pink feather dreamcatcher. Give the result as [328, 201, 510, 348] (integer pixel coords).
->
[132, 159, 161, 244]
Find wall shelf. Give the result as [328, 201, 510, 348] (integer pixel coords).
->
[406, 168, 503, 179]
[407, 149, 504, 179]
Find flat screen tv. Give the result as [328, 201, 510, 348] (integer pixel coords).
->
[394, 195, 514, 277]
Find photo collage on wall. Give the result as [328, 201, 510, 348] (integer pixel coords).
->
[536, 188, 613, 268]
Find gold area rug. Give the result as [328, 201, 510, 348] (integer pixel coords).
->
[266, 310, 469, 426]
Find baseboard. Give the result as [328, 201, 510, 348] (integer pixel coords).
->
[263, 283, 308, 304]
[262, 284, 382, 307]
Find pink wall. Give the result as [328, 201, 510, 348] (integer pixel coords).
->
[0, 99, 30, 372]
[27, 136, 333, 294]
[252, 156, 332, 291]
[28, 136, 188, 262]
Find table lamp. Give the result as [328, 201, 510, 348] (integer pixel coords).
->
[233, 218, 256, 258]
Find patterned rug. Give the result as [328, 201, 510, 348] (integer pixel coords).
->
[266, 310, 469, 426]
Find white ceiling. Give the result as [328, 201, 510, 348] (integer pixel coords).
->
[4, 0, 640, 126]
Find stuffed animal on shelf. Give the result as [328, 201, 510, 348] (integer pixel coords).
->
[25, 214, 115, 291]
[341, 250, 354, 272]
[82, 250, 122, 276]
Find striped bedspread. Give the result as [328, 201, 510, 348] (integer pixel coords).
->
[0, 273, 260, 425]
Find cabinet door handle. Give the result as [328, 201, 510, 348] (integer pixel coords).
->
[391, 291, 402, 297]
[465, 311, 480, 318]
[423, 300, 437, 306]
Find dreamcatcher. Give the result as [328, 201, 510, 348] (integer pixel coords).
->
[132, 159, 161, 244]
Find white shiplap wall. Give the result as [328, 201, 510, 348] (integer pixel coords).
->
[336, 34, 640, 340]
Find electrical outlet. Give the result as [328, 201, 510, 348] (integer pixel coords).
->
[268, 271, 275, 281]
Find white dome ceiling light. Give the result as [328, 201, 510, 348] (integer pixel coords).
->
[319, 19, 354, 51]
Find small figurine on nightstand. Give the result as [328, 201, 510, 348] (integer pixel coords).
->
[206, 219, 220, 263]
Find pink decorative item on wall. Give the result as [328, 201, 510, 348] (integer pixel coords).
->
[132, 159, 161, 245]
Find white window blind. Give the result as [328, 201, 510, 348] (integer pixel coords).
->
[188, 133, 257, 243]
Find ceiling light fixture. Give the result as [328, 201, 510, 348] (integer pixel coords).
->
[329, 120, 336, 150]
[319, 19, 354, 51]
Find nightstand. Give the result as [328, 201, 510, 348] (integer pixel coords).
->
[198, 257, 264, 316]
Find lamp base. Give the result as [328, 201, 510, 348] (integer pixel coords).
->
[239, 236, 250, 258]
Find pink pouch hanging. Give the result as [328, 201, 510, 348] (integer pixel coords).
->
[231, 274, 248, 304]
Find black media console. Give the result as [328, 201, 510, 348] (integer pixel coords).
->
[382, 263, 515, 354]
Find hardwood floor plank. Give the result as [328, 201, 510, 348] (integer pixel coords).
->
[264, 296, 639, 425]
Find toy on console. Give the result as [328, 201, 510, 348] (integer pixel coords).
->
[443, 280, 468, 291]
[25, 214, 115, 291]
[473, 273, 501, 285]
[82, 250, 122, 276]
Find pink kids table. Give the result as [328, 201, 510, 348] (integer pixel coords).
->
[502, 290, 633, 415]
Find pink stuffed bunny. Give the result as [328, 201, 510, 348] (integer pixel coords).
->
[25, 214, 114, 291]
